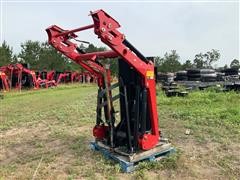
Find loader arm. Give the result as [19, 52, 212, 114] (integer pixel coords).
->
[47, 70, 55, 81]
[14, 64, 39, 89]
[46, 9, 160, 151]
[0, 72, 10, 91]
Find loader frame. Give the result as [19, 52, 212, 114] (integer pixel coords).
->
[46, 9, 161, 152]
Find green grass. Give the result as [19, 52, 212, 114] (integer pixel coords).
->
[0, 84, 97, 130]
[157, 90, 240, 143]
[0, 84, 240, 179]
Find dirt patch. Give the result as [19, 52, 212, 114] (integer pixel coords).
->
[0, 121, 94, 179]
[0, 123, 50, 145]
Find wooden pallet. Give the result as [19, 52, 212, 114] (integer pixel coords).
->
[90, 141, 175, 173]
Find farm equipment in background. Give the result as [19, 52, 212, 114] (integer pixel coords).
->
[56, 72, 71, 84]
[166, 68, 240, 92]
[70, 72, 80, 83]
[56, 71, 97, 84]
[0, 63, 39, 90]
[80, 71, 97, 83]
[35, 70, 57, 88]
[46, 9, 174, 172]
[36, 70, 55, 81]
[46, 70, 56, 81]
[36, 70, 47, 80]
[0, 71, 10, 92]
[37, 79, 57, 88]
[0, 64, 59, 91]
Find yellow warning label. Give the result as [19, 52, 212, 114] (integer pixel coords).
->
[146, 71, 154, 79]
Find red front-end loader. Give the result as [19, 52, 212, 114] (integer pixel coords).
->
[0, 71, 10, 92]
[46, 9, 174, 172]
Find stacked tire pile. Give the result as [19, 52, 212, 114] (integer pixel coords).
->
[175, 69, 218, 91]
[200, 69, 217, 82]
[224, 68, 239, 76]
[157, 73, 174, 83]
[182, 69, 217, 82]
[216, 72, 225, 81]
[223, 82, 240, 92]
[222, 68, 240, 82]
[162, 82, 189, 97]
[175, 71, 187, 81]
[186, 69, 201, 81]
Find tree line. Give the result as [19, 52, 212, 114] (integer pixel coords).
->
[0, 40, 239, 75]
[155, 49, 239, 73]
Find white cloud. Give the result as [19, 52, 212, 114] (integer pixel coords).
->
[1, 1, 239, 66]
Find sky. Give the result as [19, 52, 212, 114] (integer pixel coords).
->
[0, 0, 239, 67]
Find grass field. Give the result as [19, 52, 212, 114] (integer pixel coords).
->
[1, 84, 240, 179]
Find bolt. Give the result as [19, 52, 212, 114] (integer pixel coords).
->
[107, 23, 112, 28]
[101, 27, 106, 32]
[108, 35, 112, 41]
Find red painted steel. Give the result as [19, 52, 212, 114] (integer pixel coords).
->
[0, 71, 10, 91]
[47, 70, 55, 81]
[0, 64, 59, 90]
[0, 63, 39, 90]
[46, 9, 160, 150]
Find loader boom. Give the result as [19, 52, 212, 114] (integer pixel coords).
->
[46, 9, 160, 151]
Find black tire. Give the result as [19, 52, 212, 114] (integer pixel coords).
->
[199, 85, 209, 90]
[176, 71, 187, 76]
[201, 73, 217, 82]
[177, 91, 188, 97]
[216, 73, 225, 81]
[188, 77, 201, 81]
[223, 68, 239, 76]
[187, 69, 201, 80]
[187, 69, 200, 74]
[176, 71, 188, 81]
[175, 76, 188, 81]
[188, 74, 201, 78]
[165, 90, 178, 97]
[200, 69, 215, 74]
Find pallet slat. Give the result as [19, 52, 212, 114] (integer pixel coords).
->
[90, 141, 175, 173]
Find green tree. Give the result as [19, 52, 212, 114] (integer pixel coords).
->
[223, 64, 228, 69]
[204, 49, 220, 67]
[154, 56, 164, 67]
[39, 42, 77, 71]
[230, 59, 239, 68]
[159, 50, 182, 72]
[84, 44, 119, 76]
[193, 49, 220, 68]
[18, 40, 41, 68]
[194, 53, 205, 68]
[0, 41, 13, 66]
[85, 44, 106, 53]
[182, 60, 193, 70]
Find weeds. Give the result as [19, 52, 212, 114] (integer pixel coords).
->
[137, 150, 181, 171]
[1, 85, 239, 179]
